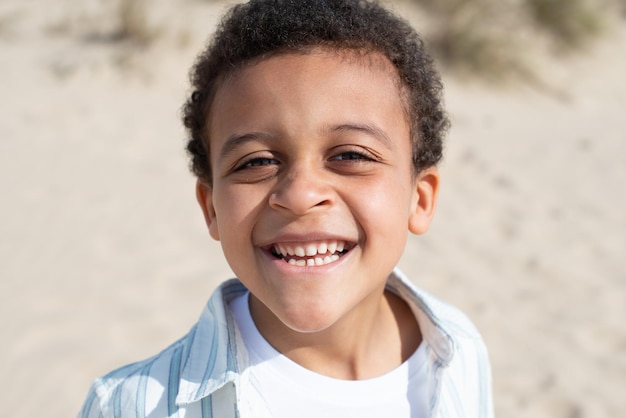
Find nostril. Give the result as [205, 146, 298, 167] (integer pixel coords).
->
[314, 198, 332, 207]
[268, 192, 280, 207]
[268, 185, 334, 215]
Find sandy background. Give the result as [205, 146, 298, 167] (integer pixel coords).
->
[1, 1, 624, 417]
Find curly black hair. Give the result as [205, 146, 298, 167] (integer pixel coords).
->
[183, 0, 449, 184]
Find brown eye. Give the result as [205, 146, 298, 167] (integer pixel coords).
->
[236, 157, 279, 171]
[330, 151, 374, 162]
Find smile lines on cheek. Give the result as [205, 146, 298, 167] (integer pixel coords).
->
[270, 241, 349, 266]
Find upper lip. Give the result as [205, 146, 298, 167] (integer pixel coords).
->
[259, 232, 354, 244]
[273, 240, 349, 258]
[258, 233, 356, 251]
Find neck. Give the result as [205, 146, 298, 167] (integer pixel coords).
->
[249, 289, 421, 380]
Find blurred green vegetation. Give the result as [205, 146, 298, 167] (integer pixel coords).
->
[72, 0, 624, 81]
[115, 0, 157, 45]
[410, 0, 623, 80]
[526, 0, 602, 48]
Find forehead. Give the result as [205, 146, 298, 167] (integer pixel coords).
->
[207, 47, 406, 114]
[218, 47, 404, 97]
[208, 48, 408, 135]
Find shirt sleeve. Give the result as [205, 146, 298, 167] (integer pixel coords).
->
[77, 379, 107, 418]
[436, 334, 495, 418]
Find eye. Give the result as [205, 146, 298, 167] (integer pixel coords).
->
[331, 151, 370, 161]
[329, 147, 378, 162]
[235, 156, 279, 171]
[326, 145, 383, 175]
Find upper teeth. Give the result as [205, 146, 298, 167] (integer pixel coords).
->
[273, 240, 346, 258]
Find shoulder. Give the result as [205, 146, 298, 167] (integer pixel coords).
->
[78, 279, 248, 418]
[78, 330, 195, 418]
[392, 270, 490, 368]
[388, 269, 494, 417]
[387, 269, 483, 345]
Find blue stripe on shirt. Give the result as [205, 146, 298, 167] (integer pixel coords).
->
[168, 344, 184, 415]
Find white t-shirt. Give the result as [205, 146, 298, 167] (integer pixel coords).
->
[230, 292, 429, 418]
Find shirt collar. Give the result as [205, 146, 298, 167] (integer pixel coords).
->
[176, 279, 247, 406]
[175, 269, 462, 405]
[385, 268, 458, 366]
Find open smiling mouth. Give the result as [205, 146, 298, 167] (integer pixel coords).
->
[269, 240, 353, 267]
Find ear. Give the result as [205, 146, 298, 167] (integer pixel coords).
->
[196, 180, 220, 241]
[408, 167, 440, 235]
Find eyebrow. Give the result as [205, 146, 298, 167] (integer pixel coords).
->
[218, 131, 274, 161]
[218, 122, 393, 160]
[329, 123, 393, 149]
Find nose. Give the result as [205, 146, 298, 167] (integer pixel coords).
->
[268, 164, 334, 215]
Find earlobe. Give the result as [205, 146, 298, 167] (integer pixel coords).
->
[196, 180, 220, 241]
[408, 167, 440, 235]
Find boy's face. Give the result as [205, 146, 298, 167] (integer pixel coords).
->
[197, 49, 438, 334]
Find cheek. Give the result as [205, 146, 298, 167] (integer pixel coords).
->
[352, 189, 410, 272]
[213, 185, 268, 239]
[352, 177, 414, 246]
[359, 176, 413, 216]
[214, 185, 250, 217]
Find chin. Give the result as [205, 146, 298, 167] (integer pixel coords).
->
[277, 305, 340, 334]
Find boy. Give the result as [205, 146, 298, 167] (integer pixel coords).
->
[79, 0, 493, 417]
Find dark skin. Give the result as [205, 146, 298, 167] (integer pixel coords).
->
[196, 49, 439, 380]
[249, 289, 421, 380]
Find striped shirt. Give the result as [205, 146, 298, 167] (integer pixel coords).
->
[78, 269, 494, 418]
